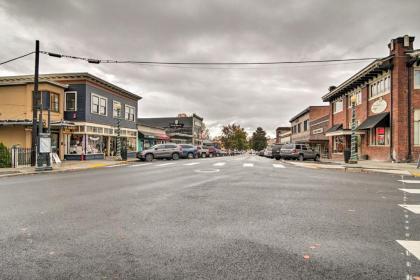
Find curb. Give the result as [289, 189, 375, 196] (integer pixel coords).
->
[0, 161, 131, 178]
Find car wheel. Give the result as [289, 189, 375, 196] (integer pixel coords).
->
[172, 153, 180, 160]
[314, 155, 320, 162]
[298, 154, 304, 161]
[209, 153, 213, 158]
[275, 156, 281, 160]
[145, 153, 154, 162]
[187, 152, 194, 159]
[202, 153, 206, 158]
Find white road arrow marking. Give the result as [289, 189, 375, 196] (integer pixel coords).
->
[399, 204, 420, 214]
[399, 189, 420, 194]
[272, 164, 285, 168]
[243, 163, 254, 167]
[397, 240, 420, 260]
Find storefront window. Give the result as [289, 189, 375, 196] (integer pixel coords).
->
[414, 110, 420, 145]
[126, 137, 136, 152]
[333, 136, 344, 153]
[86, 135, 103, 154]
[68, 135, 84, 154]
[370, 127, 390, 146]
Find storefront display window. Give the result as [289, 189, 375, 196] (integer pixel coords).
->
[370, 127, 390, 146]
[87, 135, 103, 154]
[126, 137, 136, 152]
[68, 135, 84, 154]
[333, 136, 344, 153]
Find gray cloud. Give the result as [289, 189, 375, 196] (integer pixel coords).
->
[1, 0, 419, 137]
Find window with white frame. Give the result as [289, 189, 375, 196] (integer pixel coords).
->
[65, 91, 77, 111]
[113, 101, 121, 118]
[369, 75, 391, 99]
[415, 69, 420, 89]
[125, 105, 135, 121]
[91, 94, 107, 116]
[414, 110, 420, 145]
[347, 90, 362, 108]
[333, 99, 343, 113]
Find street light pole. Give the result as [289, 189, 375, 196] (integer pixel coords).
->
[31, 40, 39, 166]
[116, 108, 122, 160]
[349, 95, 358, 164]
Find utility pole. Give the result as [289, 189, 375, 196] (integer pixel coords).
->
[31, 40, 39, 166]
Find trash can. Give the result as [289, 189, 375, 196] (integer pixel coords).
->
[344, 148, 351, 163]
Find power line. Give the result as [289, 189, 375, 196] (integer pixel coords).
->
[40, 50, 380, 68]
[0, 51, 35, 66]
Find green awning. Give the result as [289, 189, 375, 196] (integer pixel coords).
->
[357, 112, 389, 130]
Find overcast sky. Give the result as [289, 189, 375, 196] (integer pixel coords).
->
[1, 0, 419, 138]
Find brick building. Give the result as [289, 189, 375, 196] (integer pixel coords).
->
[289, 106, 330, 157]
[322, 35, 420, 162]
[275, 127, 291, 144]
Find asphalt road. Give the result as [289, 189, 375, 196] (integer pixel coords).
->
[0, 154, 419, 279]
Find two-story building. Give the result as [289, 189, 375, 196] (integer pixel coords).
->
[138, 113, 205, 145]
[323, 35, 420, 162]
[289, 106, 330, 156]
[0, 73, 141, 160]
[275, 127, 291, 144]
[0, 78, 73, 160]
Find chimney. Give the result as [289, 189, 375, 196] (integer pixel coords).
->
[388, 35, 415, 55]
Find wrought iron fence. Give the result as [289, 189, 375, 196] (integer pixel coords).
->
[0, 146, 32, 168]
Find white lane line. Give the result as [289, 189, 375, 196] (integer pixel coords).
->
[398, 180, 420, 184]
[184, 162, 200, 166]
[399, 189, 420, 194]
[243, 163, 254, 167]
[106, 164, 128, 168]
[129, 163, 152, 167]
[156, 162, 176, 167]
[397, 240, 420, 260]
[399, 204, 420, 214]
[272, 163, 285, 168]
[213, 162, 226, 166]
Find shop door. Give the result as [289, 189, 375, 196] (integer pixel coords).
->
[51, 133, 59, 156]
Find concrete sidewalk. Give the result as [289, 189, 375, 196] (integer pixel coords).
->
[285, 158, 419, 176]
[0, 158, 138, 178]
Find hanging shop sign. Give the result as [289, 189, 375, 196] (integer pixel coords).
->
[371, 99, 387, 114]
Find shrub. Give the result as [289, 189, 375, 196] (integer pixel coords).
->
[0, 143, 11, 168]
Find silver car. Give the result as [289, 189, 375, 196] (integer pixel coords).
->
[137, 143, 182, 162]
[280, 143, 320, 161]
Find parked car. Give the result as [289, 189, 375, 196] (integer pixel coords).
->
[263, 146, 273, 158]
[179, 144, 198, 159]
[207, 146, 218, 157]
[280, 143, 320, 161]
[271, 144, 283, 160]
[258, 150, 265, 156]
[196, 145, 209, 158]
[137, 143, 182, 162]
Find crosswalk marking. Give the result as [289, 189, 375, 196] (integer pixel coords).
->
[399, 189, 420, 194]
[243, 163, 254, 167]
[213, 162, 226, 166]
[398, 180, 420, 184]
[129, 163, 152, 167]
[106, 164, 128, 168]
[397, 240, 420, 260]
[156, 162, 176, 167]
[272, 163, 285, 168]
[399, 204, 420, 214]
[184, 162, 200, 166]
